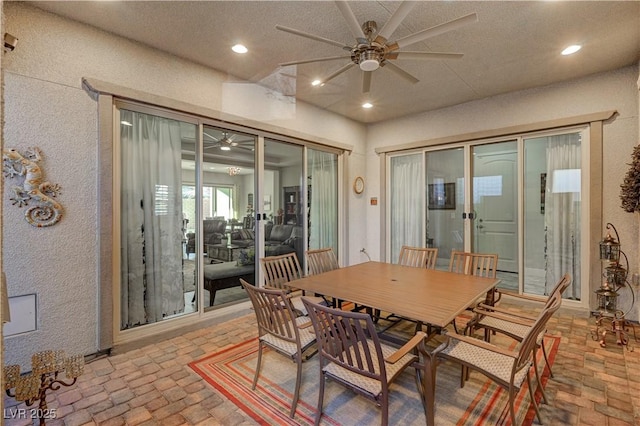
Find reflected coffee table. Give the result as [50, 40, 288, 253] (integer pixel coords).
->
[206, 244, 244, 263]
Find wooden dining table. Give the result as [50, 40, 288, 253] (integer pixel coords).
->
[290, 260, 500, 329]
[288, 260, 500, 426]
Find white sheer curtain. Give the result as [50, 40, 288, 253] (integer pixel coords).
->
[120, 110, 185, 329]
[544, 133, 581, 298]
[390, 154, 423, 262]
[308, 149, 338, 253]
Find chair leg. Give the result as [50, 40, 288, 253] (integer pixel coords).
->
[541, 339, 553, 378]
[290, 356, 303, 418]
[381, 391, 389, 426]
[508, 384, 518, 426]
[315, 372, 326, 426]
[423, 352, 438, 426]
[532, 347, 549, 404]
[252, 342, 263, 390]
[460, 365, 468, 388]
[526, 372, 544, 424]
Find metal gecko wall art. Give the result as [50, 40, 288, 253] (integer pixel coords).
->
[2, 147, 64, 227]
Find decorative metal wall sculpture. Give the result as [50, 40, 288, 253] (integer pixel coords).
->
[2, 147, 64, 227]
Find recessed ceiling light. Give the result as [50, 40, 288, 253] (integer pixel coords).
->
[362, 102, 373, 109]
[311, 79, 322, 86]
[561, 44, 581, 55]
[231, 44, 248, 54]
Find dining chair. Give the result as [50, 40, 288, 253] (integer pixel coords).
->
[301, 297, 427, 426]
[448, 250, 498, 332]
[240, 279, 317, 418]
[260, 252, 325, 315]
[449, 250, 498, 278]
[398, 245, 438, 269]
[306, 247, 339, 275]
[390, 246, 439, 331]
[464, 273, 572, 403]
[306, 247, 345, 308]
[428, 287, 562, 426]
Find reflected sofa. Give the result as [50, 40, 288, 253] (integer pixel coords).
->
[229, 224, 301, 256]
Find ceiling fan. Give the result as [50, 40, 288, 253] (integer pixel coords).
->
[276, 1, 477, 93]
[203, 131, 254, 152]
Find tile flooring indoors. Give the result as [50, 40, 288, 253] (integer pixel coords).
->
[4, 297, 640, 425]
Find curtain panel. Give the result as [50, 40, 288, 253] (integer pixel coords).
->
[308, 149, 338, 253]
[120, 110, 185, 329]
[390, 154, 423, 263]
[544, 134, 581, 298]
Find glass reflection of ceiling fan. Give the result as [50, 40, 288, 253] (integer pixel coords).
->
[276, 1, 477, 93]
[203, 131, 254, 151]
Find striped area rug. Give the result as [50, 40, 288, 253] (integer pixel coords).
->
[189, 334, 559, 425]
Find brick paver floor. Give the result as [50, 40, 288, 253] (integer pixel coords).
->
[4, 301, 640, 425]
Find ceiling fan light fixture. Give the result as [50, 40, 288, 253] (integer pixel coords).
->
[220, 146, 231, 151]
[358, 51, 380, 71]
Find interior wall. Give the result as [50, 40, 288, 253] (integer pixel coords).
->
[1, 3, 366, 368]
[367, 65, 639, 315]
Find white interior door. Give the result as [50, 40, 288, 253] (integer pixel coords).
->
[472, 142, 518, 273]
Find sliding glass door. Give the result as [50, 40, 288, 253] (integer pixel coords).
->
[471, 141, 519, 290]
[425, 148, 464, 269]
[115, 102, 344, 338]
[388, 128, 587, 302]
[196, 126, 256, 312]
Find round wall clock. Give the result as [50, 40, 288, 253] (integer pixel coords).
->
[353, 176, 365, 194]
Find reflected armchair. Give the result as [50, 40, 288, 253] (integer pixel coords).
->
[185, 219, 227, 256]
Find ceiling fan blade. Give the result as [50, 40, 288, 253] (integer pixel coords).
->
[276, 25, 351, 50]
[280, 55, 352, 67]
[382, 61, 419, 84]
[375, 1, 416, 44]
[362, 71, 372, 94]
[388, 51, 464, 60]
[335, 1, 366, 40]
[389, 13, 478, 51]
[319, 62, 356, 85]
[203, 131, 219, 141]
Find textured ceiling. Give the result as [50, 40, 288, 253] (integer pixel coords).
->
[31, 1, 640, 124]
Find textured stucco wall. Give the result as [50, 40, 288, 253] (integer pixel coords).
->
[2, 3, 366, 368]
[2, 74, 98, 368]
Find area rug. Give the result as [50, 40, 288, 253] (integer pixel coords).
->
[189, 334, 559, 425]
